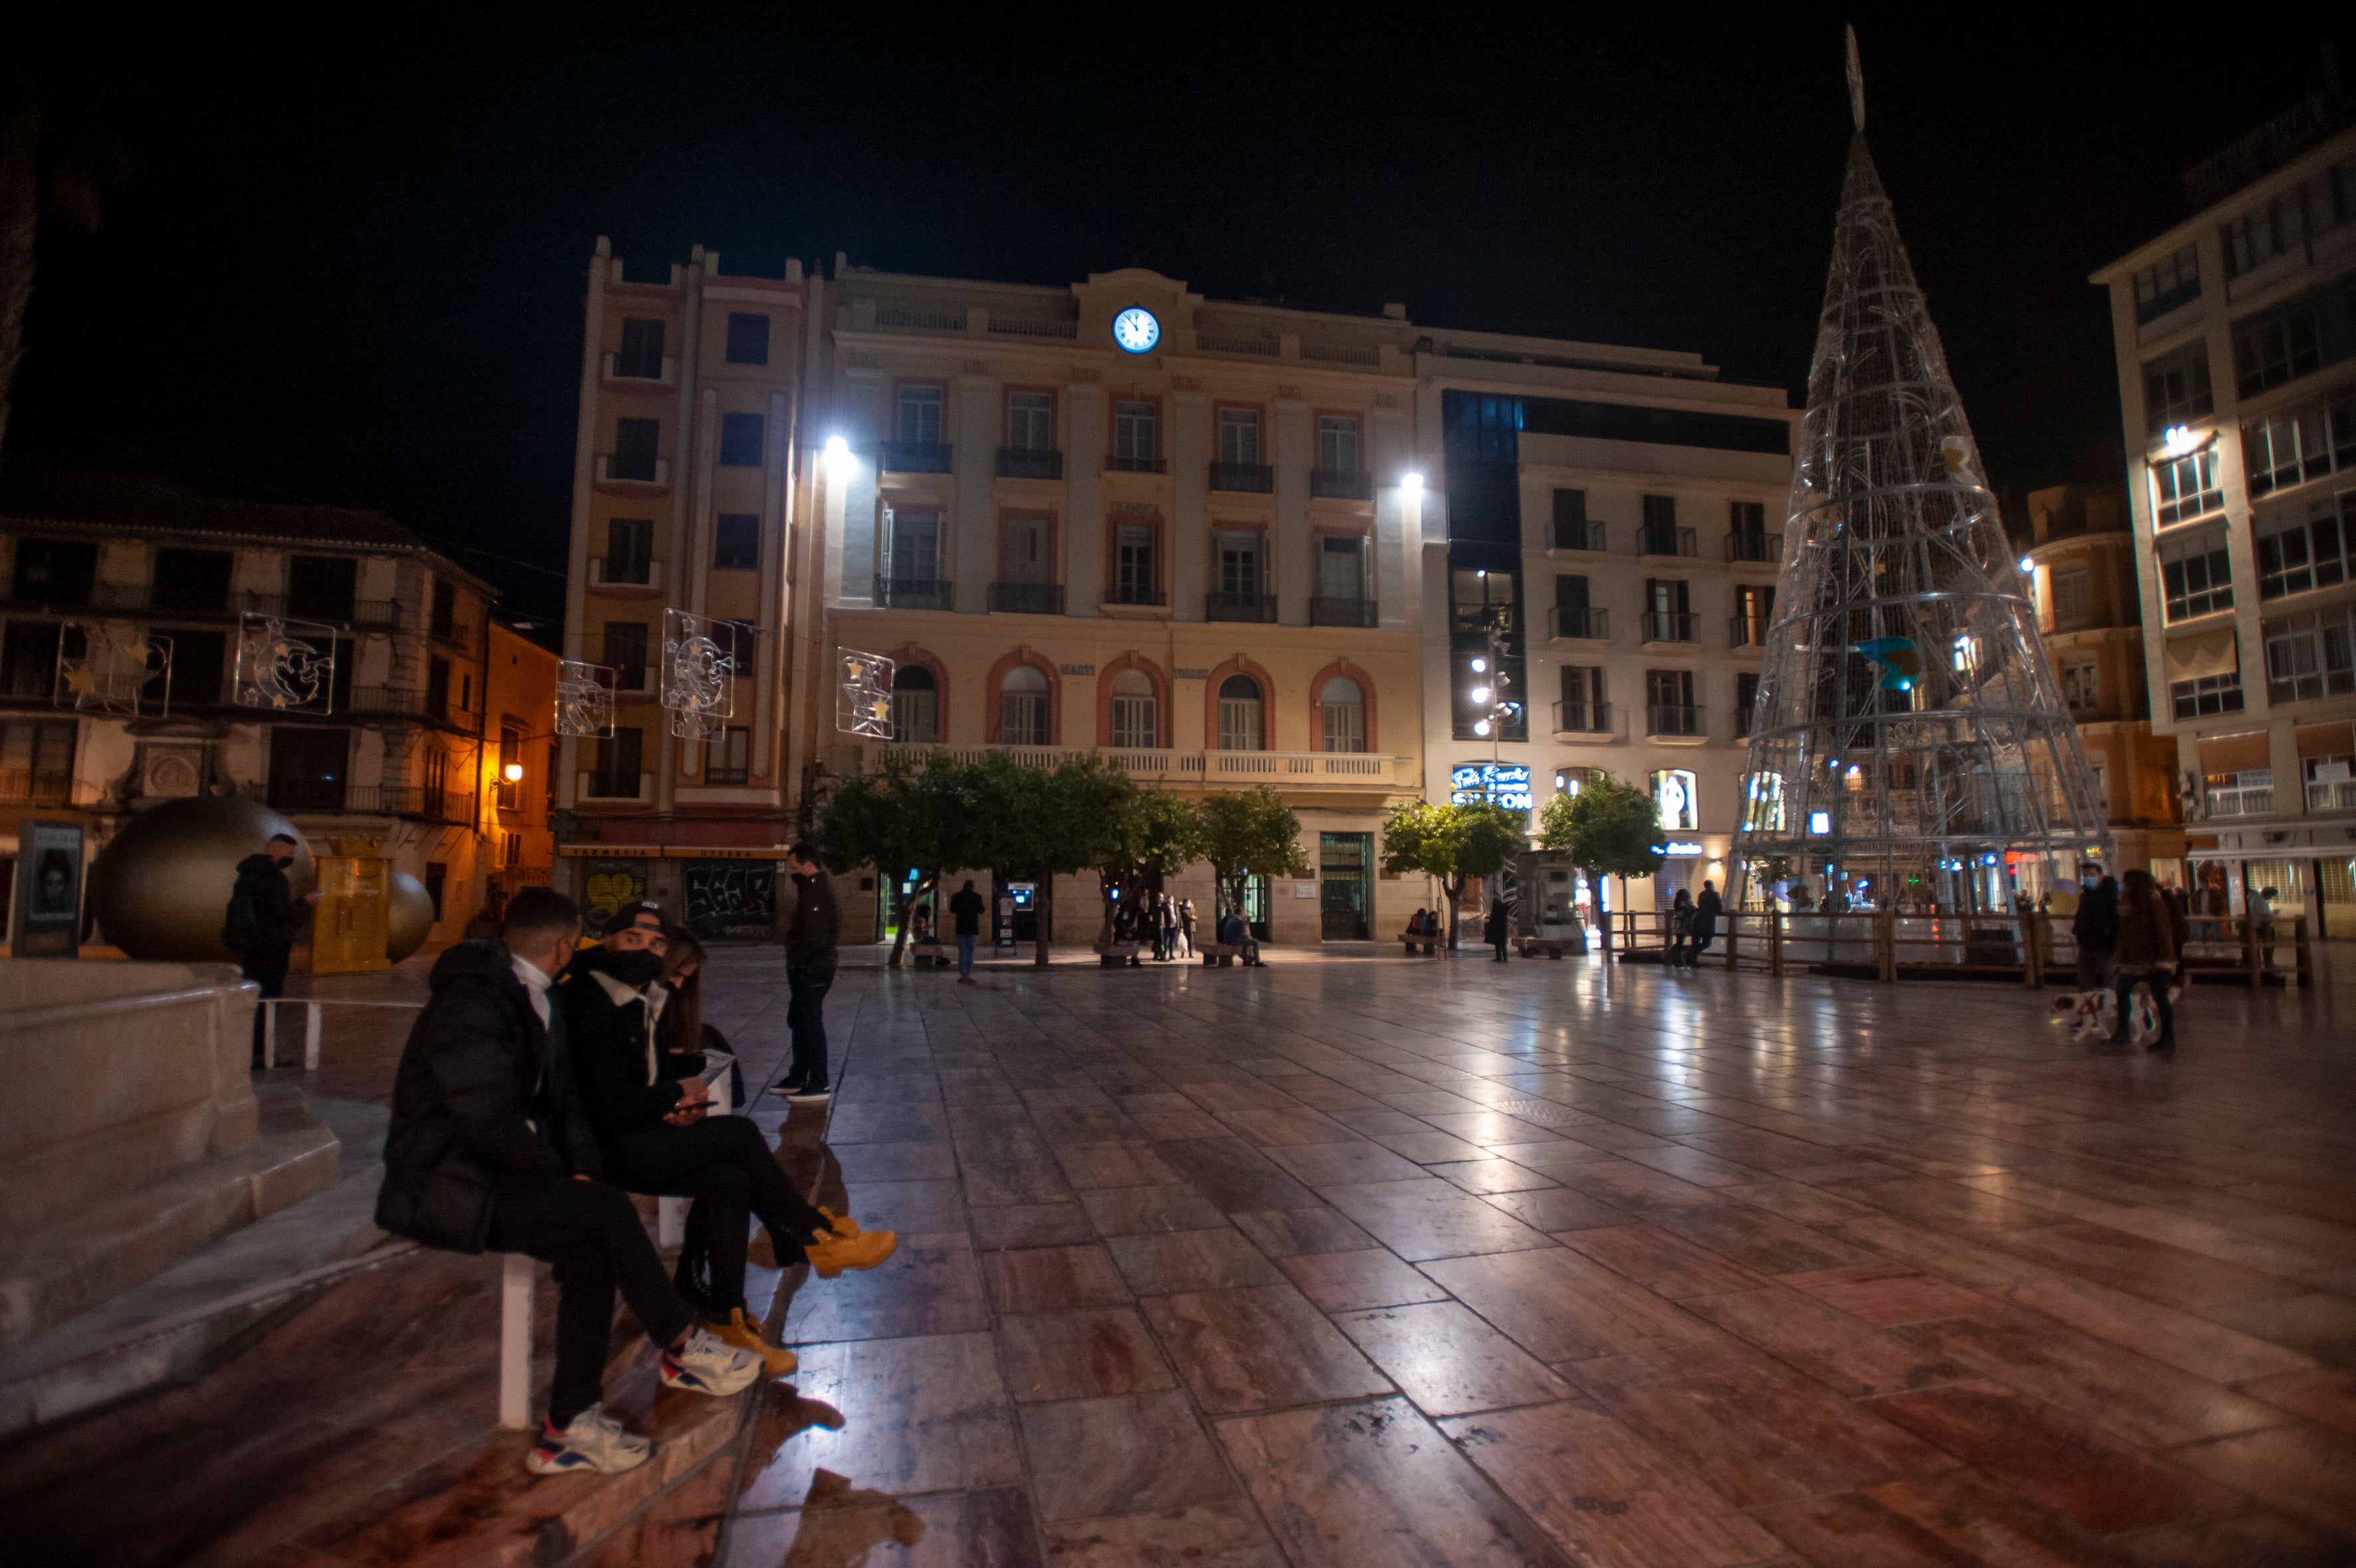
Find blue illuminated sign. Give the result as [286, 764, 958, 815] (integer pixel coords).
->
[1451, 763, 1531, 811]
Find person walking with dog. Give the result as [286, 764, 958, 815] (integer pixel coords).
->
[2111, 868, 2176, 1052]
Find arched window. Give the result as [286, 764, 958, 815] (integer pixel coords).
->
[1000, 664, 1049, 746]
[890, 664, 938, 744]
[1218, 673, 1263, 751]
[1319, 676, 1365, 753]
[1108, 668, 1158, 750]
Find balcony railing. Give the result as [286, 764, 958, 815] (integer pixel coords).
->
[1728, 614, 1770, 648]
[989, 582, 1066, 615]
[1311, 469, 1373, 501]
[874, 577, 954, 610]
[1309, 596, 1377, 628]
[579, 770, 654, 802]
[430, 618, 473, 649]
[2206, 785, 2274, 817]
[1642, 611, 1698, 644]
[2307, 779, 2356, 811]
[1549, 606, 1609, 640]
[1640, 526, 1698, 559]
[257, 781, 479, 821]
[1208, 461, 1273, 493]
[89, 581, 150, 610]
[880, 440, 953, 474]
[1207, 591, 1278, 623]
[703, 767, 750, 787]
[347, 686, 424, 716]
[1646, 704, 1706, 737]
[598, 454, 668, 487]
[1734, 707, 1756, 739]
[590, 557, 661, 590]
[1552, 520, 1607, 553]
[1725, 531, 1783, 563]
[1109, 583, 1162, 608]
[604, 352, 675, 384]
[864, 743, 1410, 787]
[1107, 454, 1166, 473]
[995, 447, 1063, 480]
[1550, 701, 1614, 735]
[0, 769, 77, 807]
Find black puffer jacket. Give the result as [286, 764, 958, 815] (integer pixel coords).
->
[2072, 878, 2120, 950]
[226, 852, 302, 956]
[376, 942, 601, 1253]
[785, 871, 839, 970]
[563, 944, 685, 1143]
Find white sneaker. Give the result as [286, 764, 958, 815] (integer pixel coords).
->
[528, 1404, 651, 1474]
[660, 1325, 767, 1396]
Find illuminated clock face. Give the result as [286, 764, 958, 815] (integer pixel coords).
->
[1111, 307, 1160, 354]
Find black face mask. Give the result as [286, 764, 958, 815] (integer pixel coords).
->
[604, 948, 666, 987]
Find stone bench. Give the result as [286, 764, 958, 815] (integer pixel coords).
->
[1399, 931, 1439, 955]
[501, 1051, 735, 1430]
[909, 941, 948, 968]
[1094, 942, 1142, 968]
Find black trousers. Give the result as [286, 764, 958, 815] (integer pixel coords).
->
[609, 1116, 830, 1311]
[786, 966, 835, 1088]
[486, 1174, 694, 1429]
[244, 946, 290, 1067]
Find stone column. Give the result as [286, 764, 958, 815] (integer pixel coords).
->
[954, 373, 995, 614]
[1274, 398, 1311, 627]
[1065, 382, 1107, 615]
[1171, 389, 1210, 622]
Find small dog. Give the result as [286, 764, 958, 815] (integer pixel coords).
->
[2052, 972, 2182, 1046]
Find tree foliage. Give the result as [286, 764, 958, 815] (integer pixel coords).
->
[1533, 771, 1663, 953]
[1196, 787, 1308, 923]
[1378, 800, 1527, 950]
[816, 753, 984, 965]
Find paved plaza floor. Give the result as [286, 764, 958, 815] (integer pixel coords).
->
[7, 944, 2356, 1565]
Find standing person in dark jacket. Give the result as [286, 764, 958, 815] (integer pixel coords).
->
[224, 833, 316, 1069]
[374, 888, 765, 1478]
[948, 879, 985, 984]
[1485, 895, 1509, 962]
[1690, 881, 1723, 967]
[2071, 862, 2120, 989]
[777, 845, 839, 1100]
[569, 903, 896, 1374]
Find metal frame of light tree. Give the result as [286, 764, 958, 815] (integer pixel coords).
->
[1734, 35, 2109, 915]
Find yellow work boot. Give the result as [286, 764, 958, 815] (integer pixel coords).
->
[710, 1307, 797, 1377]
[817, 1206, 860, 1239]
[806, 1227, 899, 1279]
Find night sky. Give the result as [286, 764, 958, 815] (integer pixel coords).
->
[11, 10, 2354, 623]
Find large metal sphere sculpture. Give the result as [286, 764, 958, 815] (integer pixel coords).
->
[88, 795, 317, 963]
[386, 870, 436, 963]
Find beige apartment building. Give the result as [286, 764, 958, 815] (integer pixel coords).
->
[787, 265, 1427, 945]
[2090, 108, 2356, 934]
[1414, 338, 1797, 918]
[557, 240, 812, 937]
[2018, 483, 2185, 874]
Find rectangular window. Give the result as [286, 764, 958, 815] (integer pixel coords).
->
[1003, 515, 1051, 584]
[1115, 524, 1156, 604]
[2159, 532, 2234, 621]
[430, 579, 457, 640]
[601, 621, 649, 688]
[1551, 489, 1597, 551]
[1217, 408, 1261, 465]
[1317, 535, 1365, 600]
[498, 723, 523, 810]
[2263, 605, 2356, 704]
[152, 547, 233, 614]
[2133, 245, 2201, 323]
[2255, 491, 2354, 599]
[2152, 448, 2223, 526]
[890, 679, 937, 744]
[704, 725, 751, 785]
[616, 318, 665, 378]
[1650, 767, 1699, 829]
[1732, 583, 1775, 646]
[718, 411, 765, 466]
[1734, 671, 1760, 737]
[1642, 494, 1678, 529]
[1321, 690, 1365, 754]
[884, 508, 941, 583]
[0, 718, 77, 803]
[1217, 531, 1263, 600]
[2141, 340, 2214, 436]
[897, 384, 944, 445]
[1557, 665, 1604, 731]
[1317, 416, 1360, 474]
[2061, 658, 2100, 714]
[606, 517, 652, 582]
[723, 312, 769, 365]
[1007, 392, 1053, 450]
[1114, 401, 1156, 465]
[9, 539, 97, 606]
[426, 656, 452, 721]
[1644, 577, 1692, 642]
[2222, 186, 2311, 279]
[172, 629, 226, 705]
[612, 417, 660, 480]
[1, 622, 61, 699]
[2051, 566, 2091, 625]
[592, 726, 642, 796]
[2244, 383, 2356, 497]
[286, 555, 358, 622]
[2230, 273, 2356, 398]
[713, 513, 759, 570]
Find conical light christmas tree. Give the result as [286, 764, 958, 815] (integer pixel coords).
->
[1735, 32, 2109, 913]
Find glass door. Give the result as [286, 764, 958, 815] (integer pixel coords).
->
[1319, 832, 1371, 940]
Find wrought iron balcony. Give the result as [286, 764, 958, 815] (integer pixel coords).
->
[880, 440, 954, 474]
[0, 769, 76, 806]
[1646, 704, 1706, 737]
[874, 577, 954, 610]
[1549, 606, 1609, 640]
[989, 583, 1066, 615]
[703, 766, 750, 787]
[995, 447, 1063, 480]
[1728, 614, 1771, 648]
[1641, 611, 1698, 644]
[590, 557, 660, 590]
[1310, 468, 1373, 501]
[1551, 701, 1614, 735]
[1725, 531, 1783, 563]
[1107, 454, 1166, 474]
[1551, 520, 1607, 553]
[1209, 461, 1273, 493]
[1309, 596, 1377, 628]
[1640, 525, 1698, 559]
[1206, 591, 1278, 623]
[597, 454, 668, 487]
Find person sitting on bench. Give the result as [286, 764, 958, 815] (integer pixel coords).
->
[565, 903, 896, 1378]
[376, 888, 769, 1478]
